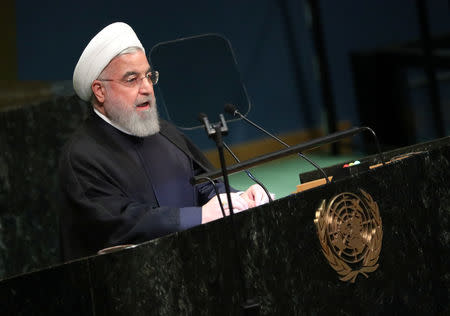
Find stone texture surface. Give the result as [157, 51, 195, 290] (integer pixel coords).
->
[0, 96, 88, 279]
[0, 136, 448, 315]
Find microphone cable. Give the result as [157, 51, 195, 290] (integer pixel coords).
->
[225, 104, 330, 184]
[197, 176, 226, 218]
[223, 141, 273, 203]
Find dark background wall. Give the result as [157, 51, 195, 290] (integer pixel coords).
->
[0, 0, 449, 280]
[13, 0, 450, 150]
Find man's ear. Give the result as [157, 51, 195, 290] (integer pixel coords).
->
[92, 80, 106, 103]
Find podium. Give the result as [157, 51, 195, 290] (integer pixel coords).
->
[1, 136, 449, 315]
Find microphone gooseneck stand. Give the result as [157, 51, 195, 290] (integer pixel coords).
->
[224, 103, 331, 184]
[222, 141, 273, 203]
[197, 176, 226, 217]
[192, 125, 386, 185]
[199, 113, 260, 316]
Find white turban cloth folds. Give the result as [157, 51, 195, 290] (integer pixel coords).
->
[73, 22, 145, 101]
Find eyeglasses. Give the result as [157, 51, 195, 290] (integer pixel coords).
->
[98, 71, 159, 88]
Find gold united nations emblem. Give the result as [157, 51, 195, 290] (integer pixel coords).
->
[314, 189, 382, 283]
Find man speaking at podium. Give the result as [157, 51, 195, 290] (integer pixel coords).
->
[58, 22, 268, 260]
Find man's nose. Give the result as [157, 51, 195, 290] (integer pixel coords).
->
[139, 76, 154, 95]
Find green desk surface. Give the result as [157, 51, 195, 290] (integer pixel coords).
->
[228, 153, 362, 198]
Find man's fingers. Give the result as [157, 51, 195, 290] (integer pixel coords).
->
[230, 193, 249, 210]
[216, 193, 245, 210]
[219, 193, 249, 211]
[254, 186, 265, 204]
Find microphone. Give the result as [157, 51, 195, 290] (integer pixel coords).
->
[198, 112, 260, 314]
[222, 141, 274, 203]
[198, 112, 235, 216]
[198, 112, 228, 136]
[198, 112, 214, 135]
[224, 103, 331, 184]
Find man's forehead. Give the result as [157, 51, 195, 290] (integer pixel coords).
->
[104, 51, 150, 75]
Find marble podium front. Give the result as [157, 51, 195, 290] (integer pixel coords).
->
[0, 137, 449, 315]
[0, 96, 88, 279]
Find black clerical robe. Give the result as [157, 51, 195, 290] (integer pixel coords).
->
[58, 110, 223, 260]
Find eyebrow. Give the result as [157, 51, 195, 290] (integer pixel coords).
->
[121, 68, 152, 80]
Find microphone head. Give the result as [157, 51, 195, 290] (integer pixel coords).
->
[224, 103, 237, 116]
[198, 112, 207, 122]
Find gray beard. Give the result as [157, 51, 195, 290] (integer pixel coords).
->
[106, 100, 160, 137]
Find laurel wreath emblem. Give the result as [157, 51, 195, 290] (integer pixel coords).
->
[314, 189, 382, 283]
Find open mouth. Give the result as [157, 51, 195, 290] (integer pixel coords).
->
[136, 102, 150, 109]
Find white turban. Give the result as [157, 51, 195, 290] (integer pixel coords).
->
[73, 22, 145, 101]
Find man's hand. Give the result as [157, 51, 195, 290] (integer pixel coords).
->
[240, 184, 274, 207]
[201, 193, 250, 224]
